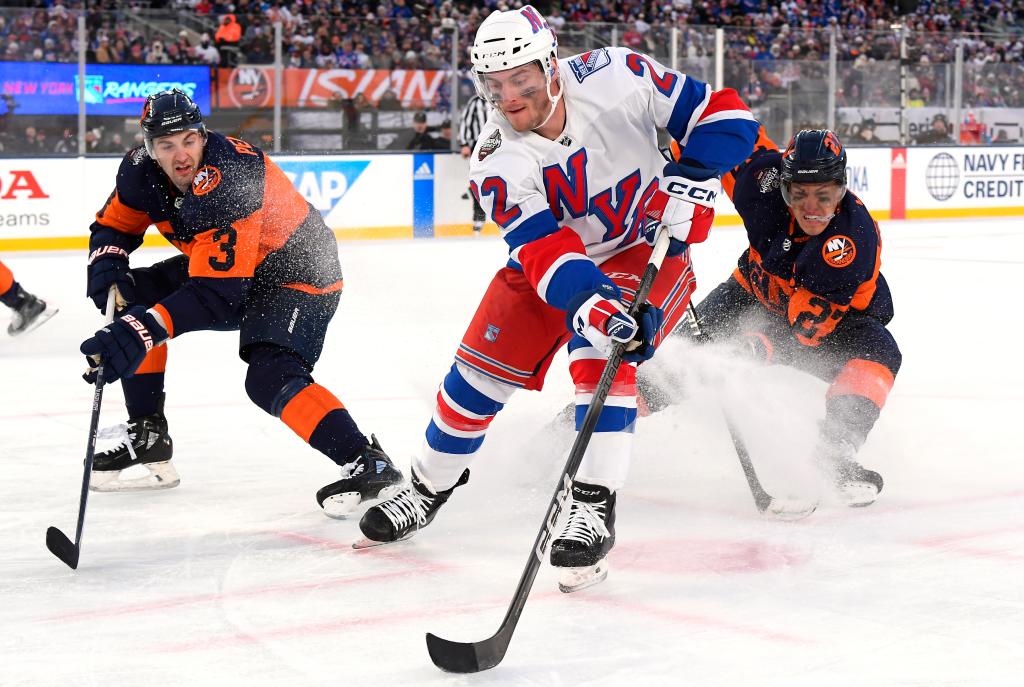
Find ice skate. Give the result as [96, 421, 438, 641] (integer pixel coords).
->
[91, 406, 178, 492]
[316, 435, 404, 519]
[817, 435, 883, 508]
[550, 482, 616, 593]
[354, 467, 469, 548]
[6, 286, 57, 336]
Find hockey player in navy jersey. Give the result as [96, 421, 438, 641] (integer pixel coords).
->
[681, 129, 900, 507]
[79, 89, 403, 515]
[358, 5, 758, 591]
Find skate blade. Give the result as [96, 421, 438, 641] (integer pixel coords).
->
[838, 482, 879, 508]
[321, 484, 404, 520]
[90, 461, 180, 492]
[557, 560, 609, 593]
[352, 537, 389, 550]
[352, 526, 419, 550]
[16, 306, 58, 336]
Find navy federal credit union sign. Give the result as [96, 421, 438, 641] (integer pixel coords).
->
[0, 62, 211, 116]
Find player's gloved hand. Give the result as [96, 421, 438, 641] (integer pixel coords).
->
[622, 302, 664, 363]
[566, 285, 664, 362]
[87, 245, 135, 314]
[643, 161, 721, 257]
[81, 306, 168, 384]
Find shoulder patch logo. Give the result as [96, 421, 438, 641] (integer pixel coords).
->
[478, 129, 502, 161]
[822, 235, 856, 267]
[569, 48, 611, 82]
[191, 165, 222, 196]
[130, 147, 148, 165]
[757, 166, 780, 193]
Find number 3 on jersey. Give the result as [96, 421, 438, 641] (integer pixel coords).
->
[208, 226, 237, 271]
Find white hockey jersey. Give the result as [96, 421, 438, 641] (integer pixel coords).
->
[469, 46, 758, 311]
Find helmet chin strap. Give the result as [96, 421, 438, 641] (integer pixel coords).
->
[533, 68, 563, 132]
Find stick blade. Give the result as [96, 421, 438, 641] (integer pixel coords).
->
[45, 526, 80, 569]
[426, 632, 506, 673]
[763, 497, 818, 521]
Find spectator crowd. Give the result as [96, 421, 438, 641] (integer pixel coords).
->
[1, 0, 1023, 153]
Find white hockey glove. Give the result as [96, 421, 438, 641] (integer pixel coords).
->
[568, 289, 637, 358]
[643, 162, 721, 257]
[565, 285, 664, 362]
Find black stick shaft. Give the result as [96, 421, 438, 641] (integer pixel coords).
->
[46, 287, 117, 569]
[686, 301, 771, 513]
[426, 229, 672, 673]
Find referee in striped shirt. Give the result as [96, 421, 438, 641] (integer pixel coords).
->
[458, 94, 490, 235]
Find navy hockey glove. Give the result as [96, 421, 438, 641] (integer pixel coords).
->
[87, 245, 135, 314]
[643, 162, 721, 257]
[566, 286, 664, 361]
[622, 303, 665, 363]
[81, 306, 168, 384]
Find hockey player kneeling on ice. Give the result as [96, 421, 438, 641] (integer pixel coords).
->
[650, 128, 899, 507]
[356, 5, 758, 593]
[80, 89, 403, 512]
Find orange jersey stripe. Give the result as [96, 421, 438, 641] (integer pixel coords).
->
[280, 384, 345, 442]
[151, 303, 174, 339]
[96, 190, 153, 235]
[134, 343, 168, 375]
[0, 259, 13, 295]
[282, 280, 344, 295]
[826, 359, 895, 408]
[258, 157, 316, 261]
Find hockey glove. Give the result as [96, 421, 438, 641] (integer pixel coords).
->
[87, 245, 135, 314]
[643, 162, 721, 257]
[81, 306, 168, 384]
[623, 303, 665, 363]
[566, 286, 664, 362]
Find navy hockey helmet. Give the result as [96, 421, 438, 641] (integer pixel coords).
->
[140, 88, 206, 157]
[780, 129, 847, 206]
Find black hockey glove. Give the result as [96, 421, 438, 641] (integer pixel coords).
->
[87, 246, 135, 314]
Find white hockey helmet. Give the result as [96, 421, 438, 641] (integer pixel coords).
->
[471, 5, 562, 127]
[471, 5, 557, 75]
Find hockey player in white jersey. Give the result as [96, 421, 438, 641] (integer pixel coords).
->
[359, 5, 759, 591]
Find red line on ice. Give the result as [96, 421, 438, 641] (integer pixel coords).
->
[42, 530, 449, 623]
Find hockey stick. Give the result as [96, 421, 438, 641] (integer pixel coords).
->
[426, 228, 672, 673]
[685, 302, 816, 520]
[46, 287, 118, 569]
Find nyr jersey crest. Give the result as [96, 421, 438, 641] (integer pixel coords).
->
[569, 49, 611, 83]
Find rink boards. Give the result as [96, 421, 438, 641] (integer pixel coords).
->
[1, 145, 1023, 250]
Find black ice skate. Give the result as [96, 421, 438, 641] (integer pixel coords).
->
[316, 435, 404, 519]
[91, 405, 177, 492]
[354, 467, 469, 548]
[550, 481, 616, 593]
[817, 435, 883, 508]
[6, 286, 57, 336]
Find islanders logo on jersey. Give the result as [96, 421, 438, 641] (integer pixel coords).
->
[569, 48, 611, 83]
[192, 165, 222, 196]
[822, 235, 856, 267]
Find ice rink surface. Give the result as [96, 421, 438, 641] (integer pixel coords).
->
[2, 219, 1022, 686]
